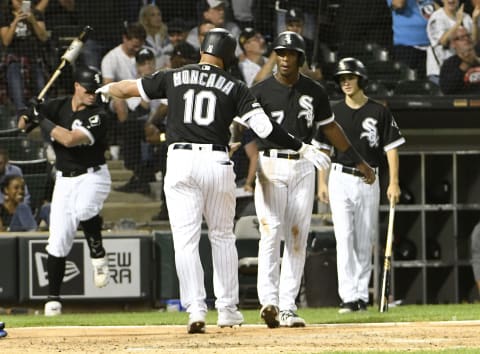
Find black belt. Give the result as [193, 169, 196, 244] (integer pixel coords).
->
[263, 150, 300, 160]
[172, 143, 227, 152]
[339, 165, 364, 177]
[59, 165, 101, 177]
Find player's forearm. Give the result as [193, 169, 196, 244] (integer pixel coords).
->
[322, 121, 353, 153]
[108, 80, 140, 99]
[386, 149, 400, 185]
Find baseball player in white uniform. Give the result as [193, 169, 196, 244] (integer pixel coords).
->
[96, 28, 332, 334]
[318, 57, 405, 313]
[19, 66, 112, 316]
[251, 32, 375, 328]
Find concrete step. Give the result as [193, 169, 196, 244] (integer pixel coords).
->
[106, 189, 157, 203]
[101, 201, 161, 224]
[109, 169, 133, 182]
[107, 159, 125, 170]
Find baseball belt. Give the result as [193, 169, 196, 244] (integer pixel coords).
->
[172, 143, 227, 152]
[262, 149, 300, 160]
[59, 165, 101, 177]
[332, 163, 378, 177]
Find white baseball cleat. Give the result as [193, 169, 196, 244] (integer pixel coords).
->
[279, 310, 306, 327]
[217, 309, 244, 327]
[91, 256, 109, 288]
[44, 300, 62, 316]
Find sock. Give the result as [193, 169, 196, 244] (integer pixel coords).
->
[80, 215, 105, 258]
[47, 254, 66, 298]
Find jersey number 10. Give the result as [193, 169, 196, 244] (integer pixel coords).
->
[183, 89, 217, 126]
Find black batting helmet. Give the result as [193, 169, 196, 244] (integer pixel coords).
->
[334, 57, 368, 88]
[74, 66, 102, 93]
[273, 31, 306, 66]
[200, 28, 236, 69]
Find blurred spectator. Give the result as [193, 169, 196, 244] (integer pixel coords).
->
[231, 0, 254, 29]
[284, 7, 323, 81]
[187, 0, 241, 55]
[101, 22, 146, 122]
[162, 18, 190, 66]
[33, 0, 49, 13]
[45, 0, 78, 29]
[76, 0, 129, 68]
[0, 149, 31, 206]
[440, 26, 480, 94]
[238, 27, 268, 87]
[197, 20, 216, 47]
[0, 175, 37, 232]
[427, 1, 478, 84]
[0, 0, 49, 115]
[388, 0, 439, 79]
[138, 3, 170, 69]
[114, 47, 159, 194]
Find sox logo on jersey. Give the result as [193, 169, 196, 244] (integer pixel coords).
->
[298, 95, 314, 128]
[360, 117, 379, 148]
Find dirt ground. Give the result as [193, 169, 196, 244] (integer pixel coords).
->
[2, 321, 480, 353]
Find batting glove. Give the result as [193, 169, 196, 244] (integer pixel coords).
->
[95, 83, 114, 103]
[298, 143, 331, 170]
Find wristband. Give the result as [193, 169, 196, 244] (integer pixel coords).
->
[343, 146, 363, 164]
[39, 119, 56, 135]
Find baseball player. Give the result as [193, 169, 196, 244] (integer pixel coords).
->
[317, 57, 405, 313]
[18, 66, 112, 316]
[96, 28, 331, 334]
[251, 32, 375, 328]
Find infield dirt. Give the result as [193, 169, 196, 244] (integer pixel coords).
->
[2, 320, 480, 353]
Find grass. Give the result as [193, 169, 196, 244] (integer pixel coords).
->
[2, 303, 479, 328]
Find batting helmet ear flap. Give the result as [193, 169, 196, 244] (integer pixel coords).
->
[334, 57, 368, 89]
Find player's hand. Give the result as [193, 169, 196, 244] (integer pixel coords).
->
[356, 161, 376, 185]
[95, 83, 114, 103]
[298, 143, 331, 170]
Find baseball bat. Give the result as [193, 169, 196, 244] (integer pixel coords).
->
[36, 25, 93, 100]
[379, 200, 396, 312]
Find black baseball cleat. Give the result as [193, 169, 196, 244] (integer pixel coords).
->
[260, 304, 280, 328]
[338, 301, 360, 314]
[358, 299, 368, 311]
[188, 320, 205, 334]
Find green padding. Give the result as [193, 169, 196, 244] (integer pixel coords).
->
[153, 231, 214, 301]
[0, 236, 18, 300]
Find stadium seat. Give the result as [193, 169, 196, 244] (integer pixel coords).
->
[366, 60, 410, 90]
[336, 41, 389, 65]
[0, 136, 45, 161]
[0, 105, 20, 137]
[234, 215, 261, 307]
[364, 80, 391, 97]
[393, 79, 441, 96]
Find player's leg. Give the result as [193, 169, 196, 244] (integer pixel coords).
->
[278, 163, 315, 326]
[328, 170, 359, 312]
[164, 150, 207, 332]
[202, 153, 243, 327]
[255, 157, 289, 327]
[45, 176, 78, 316]
[354, 179, 380, 307]
[75, 168, 112, 288]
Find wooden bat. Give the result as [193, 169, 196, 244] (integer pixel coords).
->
[379, 200, 396, 312]
[37, 25, 93, 100]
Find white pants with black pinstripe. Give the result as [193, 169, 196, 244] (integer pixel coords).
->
[328, 167, 379, 304]
[164, 144, 238, 316]
[255, 153, 315, 312]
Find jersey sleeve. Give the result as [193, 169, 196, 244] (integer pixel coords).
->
[138, 71, 168, 101]
[314, 86, 334, 126]
[76, 110, 108, 146]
